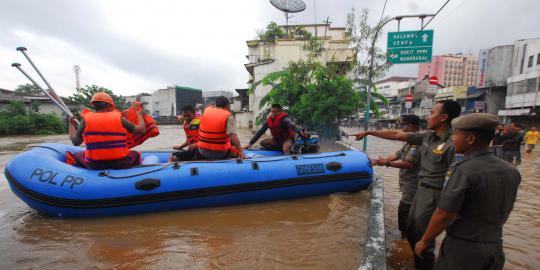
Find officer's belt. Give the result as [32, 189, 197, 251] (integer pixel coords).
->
[418, 182, 442, 191]
[447, 234, 500, 244]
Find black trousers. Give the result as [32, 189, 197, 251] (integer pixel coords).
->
[398, 200, 412, 234]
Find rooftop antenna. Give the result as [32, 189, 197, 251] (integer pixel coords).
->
[270, 0, 306, 35]
[73, 65, 81, 91]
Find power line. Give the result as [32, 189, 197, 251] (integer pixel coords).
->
[418, 0, 450, 32]
[378, 0, 389, 24]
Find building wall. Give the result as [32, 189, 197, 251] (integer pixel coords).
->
[375, 80, 412, 97]
[233, 111, 253, 129]
[486, 45, 514, 87]
[246, 25, 355, 130]
[418, 54, 478, 87]
[505, 38, 540, 110]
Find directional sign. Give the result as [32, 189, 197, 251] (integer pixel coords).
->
[387, 30, 434, 64]
[405, 101, 412, 109]
[427, 85, 437, 94]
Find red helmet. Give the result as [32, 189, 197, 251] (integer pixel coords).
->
[90, 92, 115, 106]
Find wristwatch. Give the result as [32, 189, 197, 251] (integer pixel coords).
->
[385, 160, 391, 167]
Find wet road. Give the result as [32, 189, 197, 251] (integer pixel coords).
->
[341, 128, 540, 270]
[0, 126, 370, 269]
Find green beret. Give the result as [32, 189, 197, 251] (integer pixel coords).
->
[451, 113, 499, 131]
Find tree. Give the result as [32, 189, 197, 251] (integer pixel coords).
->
[346, 8, 391, 117]
[14, 83, 44, 96]
[68, 85, 127, 111]
[250, 13, 390, 139]
[257, 22, 312, 42]
[250, 36, 363, 139]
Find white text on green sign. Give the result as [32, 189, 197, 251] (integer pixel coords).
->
[387, 30, 434, 49]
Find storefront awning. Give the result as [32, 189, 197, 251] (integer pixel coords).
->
[466, 92, 485, 99]
[498, 108, 531, 116]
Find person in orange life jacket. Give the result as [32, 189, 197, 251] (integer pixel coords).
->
[68, 92, 146, 170]
[169, 105, 201, 162]
[243, 104, 306, 154]
[193, 96, 244, 160]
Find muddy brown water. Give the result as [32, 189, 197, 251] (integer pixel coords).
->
[341, 128, 539, 270]
[1, 126, 538, 269]
[0, 126, 370, 269]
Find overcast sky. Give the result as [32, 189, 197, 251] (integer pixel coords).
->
[0, 0, 538, 97]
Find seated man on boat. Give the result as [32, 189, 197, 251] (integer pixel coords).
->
[68, 92, 146, 170]
[243, 104, 306, 154]
[192, 96, 244, 160]
[169, 105, 201, 162]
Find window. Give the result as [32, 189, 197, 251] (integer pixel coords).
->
[528, 55, 534, 67]
[537, 53, 540, 65]
[527, 78, 537, 92]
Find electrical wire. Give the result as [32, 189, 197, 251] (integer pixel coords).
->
[418, 0, 450, 32]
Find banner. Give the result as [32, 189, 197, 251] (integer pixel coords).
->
[477, 49, 488, 88]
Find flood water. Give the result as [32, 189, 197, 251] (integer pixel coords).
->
[0, 126, 370, 269]
[341, 128, 540, 270]
[2, 126, 538, 269]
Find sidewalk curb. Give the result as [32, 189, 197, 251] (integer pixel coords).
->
[337, 141, 387, 270]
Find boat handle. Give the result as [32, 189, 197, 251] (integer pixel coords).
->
[326, 162, 343, 171]
[135, 179, 161, 191]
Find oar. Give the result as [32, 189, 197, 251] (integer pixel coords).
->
[16, 47, 71, 113]
[11, 63, 79, 125]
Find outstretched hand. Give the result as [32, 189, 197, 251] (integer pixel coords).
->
[354, 131, 369, 141]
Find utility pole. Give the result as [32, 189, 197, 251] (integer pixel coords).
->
[362, 14, 435, 151]
[323, 17, 331, 38]
[73, 65, 81, 91]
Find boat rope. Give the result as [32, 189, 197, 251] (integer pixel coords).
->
[98, 163, 175, 179]
[27, 146, 349, 179]
[29, 145, 68, 158]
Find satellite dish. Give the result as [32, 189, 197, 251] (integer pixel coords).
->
[270, 0, 306, 34]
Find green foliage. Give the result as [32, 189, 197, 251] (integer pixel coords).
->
[346, 8, 391, 110]
[0, 101, 66, 135]
[250, 38, 362, 139]
[257, 22, 313, 42]
[68, 85, 127, 111]
[14, 83, 44, 96]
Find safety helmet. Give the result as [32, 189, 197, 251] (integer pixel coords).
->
[90, 92, 115, 106]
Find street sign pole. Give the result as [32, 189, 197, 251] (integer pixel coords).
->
[362, 14, 435, 152]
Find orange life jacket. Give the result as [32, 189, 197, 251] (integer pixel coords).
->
[268, 112, 296, 144]
[122, 101, 159, 148]
[81, 110, 129, 161]
[183, 116, 201, 145]
[197, 107, 232, 152]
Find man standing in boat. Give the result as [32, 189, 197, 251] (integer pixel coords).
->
[243, 104, 306, 154]
[415, 113, 521, 270]
[369, 114, 421, 238]
[354, 100, 461, 270]
[68, 92, 146, 169]
[170, 105, 201, 161]
[193, 96, 244, 160]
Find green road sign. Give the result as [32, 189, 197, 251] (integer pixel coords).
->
[387, 30, 433, 64]
[388, 47, 432, 64]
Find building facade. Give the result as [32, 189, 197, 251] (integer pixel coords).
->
[476, 45, 514, 115]
[418, 54, 478, 87]
[245, 23, 356, 130]
[500, 37, 540, 127]
[125, 85, 203, 117]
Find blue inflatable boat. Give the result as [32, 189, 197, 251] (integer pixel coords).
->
[4, 143, 372, 218]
